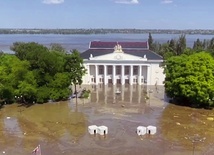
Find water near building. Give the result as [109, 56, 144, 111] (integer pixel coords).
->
[0, 85, 214, 155]
[0, 33, 214, 53]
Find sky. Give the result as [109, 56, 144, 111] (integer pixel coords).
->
[0, 0, 213, 29]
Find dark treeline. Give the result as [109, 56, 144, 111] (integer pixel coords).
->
[0, 28, 214, 35]
[148, 32, 214, 60]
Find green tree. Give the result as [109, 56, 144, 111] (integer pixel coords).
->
[148, 33, 155, 51]
[193, 38, 203, 52]
[10, 42, 76, 103]
[207, 38, 214, 55]
[49, 43, 66, 53]
[168, 39, 176, 54]
[176, 34, 186, 55]
[0, 54, 36, 104]
[65, 50, 86, 102]
[49, 73, 71, 101]
[164, 52, 214, 108]
[159, 43, 175, 60]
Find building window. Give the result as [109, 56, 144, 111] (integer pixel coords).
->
[99, 66, 104, 75]
[116, 66, 121, 75]
[125, 66, 129, 75]
[133, 66, 138, 75]
[107, 66, 112, 74]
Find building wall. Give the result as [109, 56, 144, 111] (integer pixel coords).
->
[82, 62, 165, 86]
[150, 63, 165, 85]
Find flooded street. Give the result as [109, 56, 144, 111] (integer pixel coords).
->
[0, 85, 214, 155]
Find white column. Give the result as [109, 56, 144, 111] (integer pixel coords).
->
[138, 65, 142, 85]
[95, 65, 98, 85]
[129, 65, 133, 85]
[147, 66, 151, 85]
[113, 65, 116, 85]
[104, 65, 108, 85]
[121, 65, 125, 85]
[87, 65, 91, 84]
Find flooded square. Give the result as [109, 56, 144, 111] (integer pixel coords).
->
[0, 85, 214, 155]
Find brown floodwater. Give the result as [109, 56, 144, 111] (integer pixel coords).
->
[0, 85, 214, 155]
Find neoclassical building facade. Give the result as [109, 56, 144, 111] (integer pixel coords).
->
[80, 41, 165, 86]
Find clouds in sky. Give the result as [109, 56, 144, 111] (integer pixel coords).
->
[161, 0, 173, 4]
[42, 0, 64, 4]
[114, 0, 139, 4]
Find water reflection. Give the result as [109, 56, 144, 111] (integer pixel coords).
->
[1, 84, 214, 154]
[90, 85, 147, 104]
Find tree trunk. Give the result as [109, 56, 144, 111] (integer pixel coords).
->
[75, 84, 77, 104]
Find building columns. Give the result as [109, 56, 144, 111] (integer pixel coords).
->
[147, 66, 151, 85]
[113, 65, 116, 85]
[90, 64, 149, 86]
[95, 65, 98, 85]
[138, 65, 142, 85]
[104, 65, 108, 85]
[129, 65, 133, 85]
[121, 65, 125, 85]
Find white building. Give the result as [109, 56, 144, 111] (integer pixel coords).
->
[81, 41, 165, 86]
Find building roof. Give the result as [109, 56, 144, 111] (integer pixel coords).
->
[81, 49, 163, 60]
[81, 41, 163, 61]
[89, 41, 148, 49]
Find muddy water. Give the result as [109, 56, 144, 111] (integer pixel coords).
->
[0, 85, 214, 155]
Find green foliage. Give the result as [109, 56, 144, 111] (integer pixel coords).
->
[49, 43, 66, 53]
[6, 42, 86, 104]
[65, 50, 86, 97]
[80, 90, 91, 99]
[164, 52, 214, 108]
[0, 54, 34, 103]
[193, 38, 204, 52]
[148, 33, 155, 51]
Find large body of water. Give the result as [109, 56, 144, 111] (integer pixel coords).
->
[0, 33, 214, 53]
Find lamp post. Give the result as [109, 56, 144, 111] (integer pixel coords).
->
[185, 134, 206, 155]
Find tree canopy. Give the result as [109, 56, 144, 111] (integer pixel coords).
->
[164, 52, 214, 108]
[0, 42, 86, 104]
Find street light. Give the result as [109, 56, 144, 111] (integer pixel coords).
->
[184, 134, 206, 155]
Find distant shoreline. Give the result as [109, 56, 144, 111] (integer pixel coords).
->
[0, 28, 214, 35]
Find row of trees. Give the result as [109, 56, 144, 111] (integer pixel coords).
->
[148, 33, 214, 108]
[148, 33, 214, 60]
[0, 42, 86, 104]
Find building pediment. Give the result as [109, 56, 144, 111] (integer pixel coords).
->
[89, 52, 147, 61]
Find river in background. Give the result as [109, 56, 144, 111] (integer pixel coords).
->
[0, 33, 214, 53]
[0, 85, 214, 155]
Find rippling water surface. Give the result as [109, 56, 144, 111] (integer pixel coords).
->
[0, 85, 214, 155]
